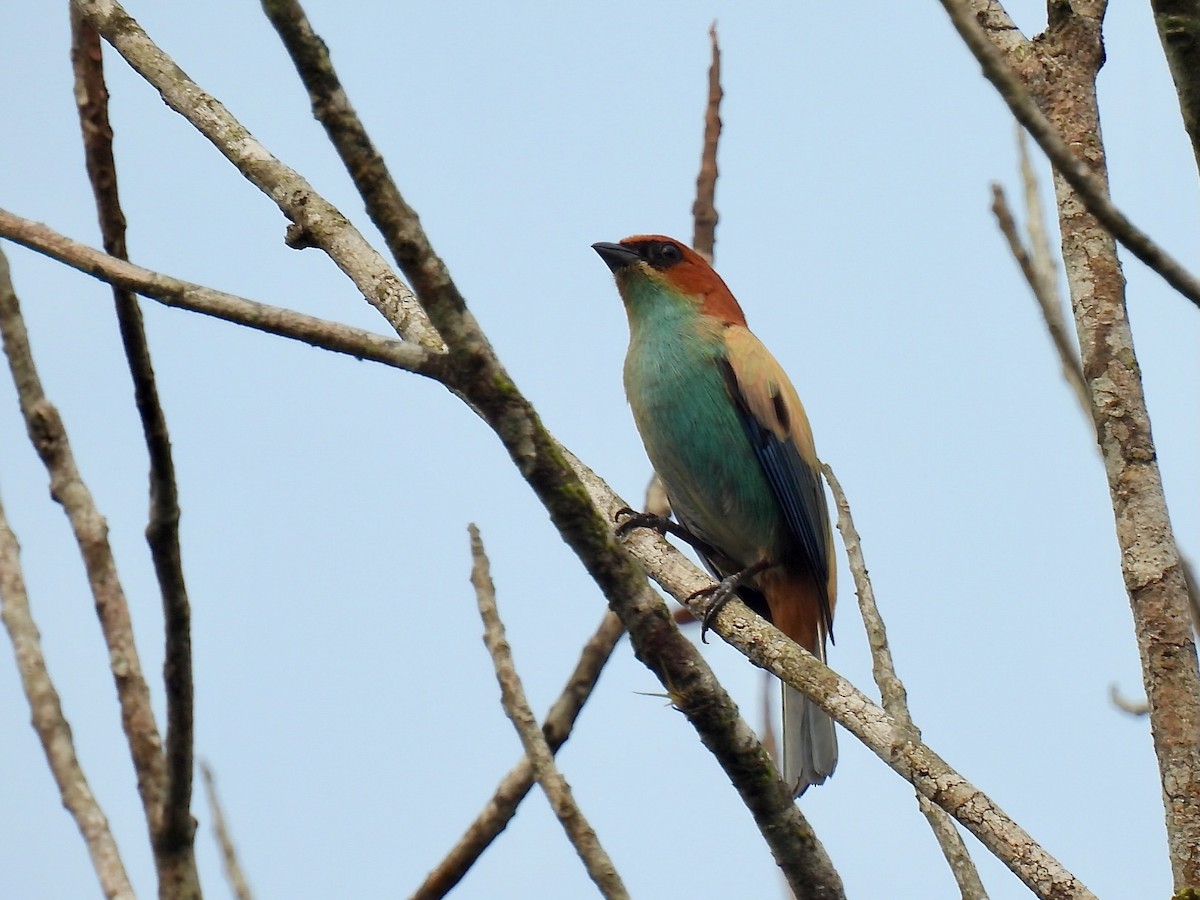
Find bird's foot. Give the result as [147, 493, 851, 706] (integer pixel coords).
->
[613, 507, 676, 539]
[689, 559, 771, 644]
[613, 508, 716, 557]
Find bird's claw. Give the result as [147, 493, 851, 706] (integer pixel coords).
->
[687, 558, 771, 643]
[688, 577, 742, 644]
[613, 507, 675, 540]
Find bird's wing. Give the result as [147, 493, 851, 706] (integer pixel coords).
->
[719, 326, 835, 636]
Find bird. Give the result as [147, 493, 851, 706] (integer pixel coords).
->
[592, 234, 837, 796]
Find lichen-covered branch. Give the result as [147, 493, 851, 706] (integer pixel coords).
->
[996, 139, 1200, 640]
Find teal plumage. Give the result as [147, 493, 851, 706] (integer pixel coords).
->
[623, 289, 785, 570]
[594, 235, 837, 796]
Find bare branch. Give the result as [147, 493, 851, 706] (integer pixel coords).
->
[0, 209, 442, 378]
[69, 14, 197, 890]
[0, 489, 134, 900]
[70, 0, 442, 351]
[468, 526, 628, 900]
[200, 762, 254, 900]
[691, 23, 721, 262]
[940, 0, 1200, 310]
[412, 609, 624, 900]
[1150, 0, 1200, 178]
[823, 464, 988, 900]
[0, 247, 166, 844]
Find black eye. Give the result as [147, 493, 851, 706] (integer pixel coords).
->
[649, 242, 683, 268]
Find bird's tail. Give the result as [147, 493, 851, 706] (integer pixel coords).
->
[759, 568, 838, 796]
[781, 680, 837, 797]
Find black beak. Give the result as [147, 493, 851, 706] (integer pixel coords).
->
[592, 241, 642, 273]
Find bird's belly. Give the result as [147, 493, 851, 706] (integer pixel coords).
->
[628, 367, 783, 568]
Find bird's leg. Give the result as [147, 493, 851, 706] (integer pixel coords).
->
[613, 507, 718, 557]
[689, 559, 772, 644]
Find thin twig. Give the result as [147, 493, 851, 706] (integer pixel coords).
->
[989, 183, 1090, 414]
[0, 209, 442, 378]
[691, 22, 721, 262]
[69, 14, 197, 888]
[1186, 559, 1200, 641]
[0, 246, 167, 834]
[940, 0, 1200, 311]
[468, 526, 628, 900]
[200, 761, 254, 900]
[1016, 129, 1090, 410]
[412, 609, 624, 900]
[642, 474, 671, 520]
[822, 464, 988, 900]
[1017, 130, 1062, 336]
[0, 488, 134, 900]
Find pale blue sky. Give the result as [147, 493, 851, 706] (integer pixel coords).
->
[1, 2, 1197, 898]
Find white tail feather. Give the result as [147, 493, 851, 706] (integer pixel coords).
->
[781, 682, 837, 797]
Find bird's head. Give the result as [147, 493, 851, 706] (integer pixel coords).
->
[592, 235, 746, 326]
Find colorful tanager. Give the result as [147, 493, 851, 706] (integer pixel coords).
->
[593, 234, 837, 796]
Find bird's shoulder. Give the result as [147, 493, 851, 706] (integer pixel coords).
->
[721, 326, 816, 455]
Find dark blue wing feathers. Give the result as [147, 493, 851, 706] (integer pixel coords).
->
[718, 359, 835, 639]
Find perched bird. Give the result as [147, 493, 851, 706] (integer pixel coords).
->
[593, 234, 837, 796]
